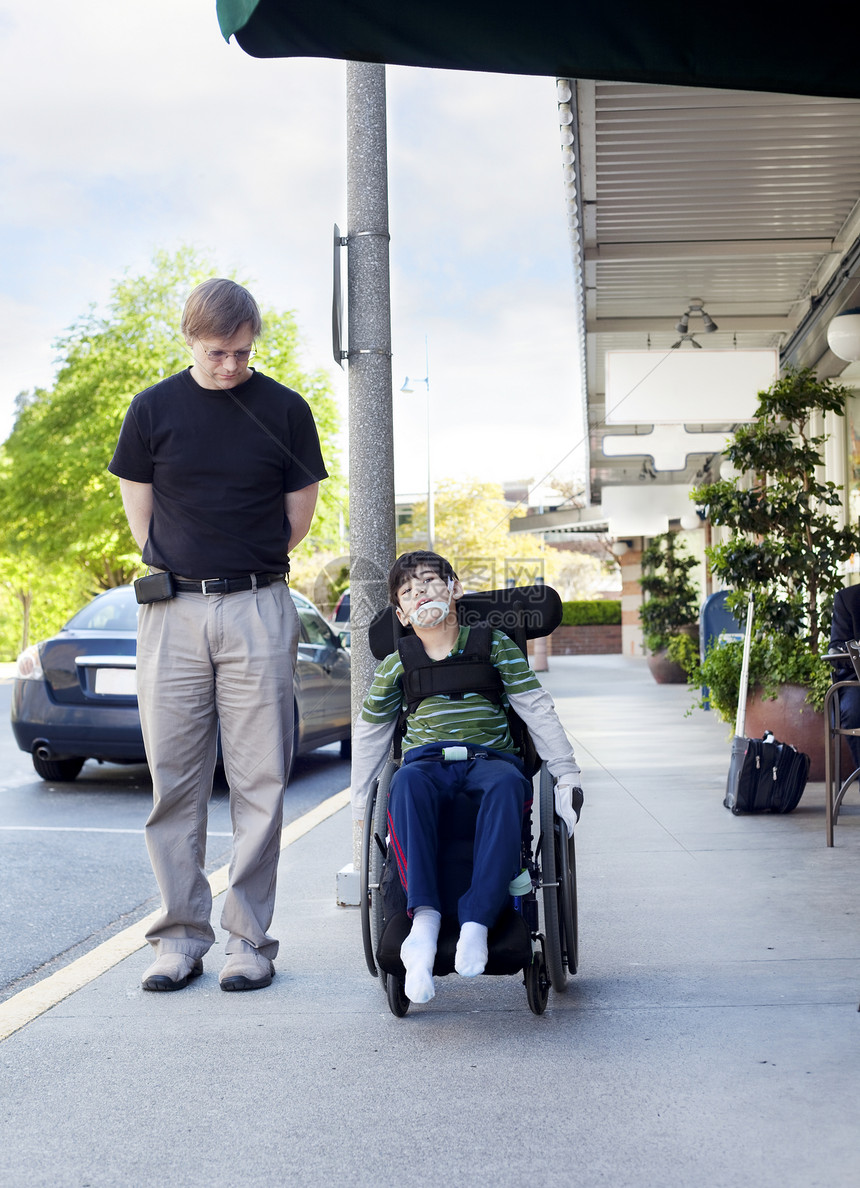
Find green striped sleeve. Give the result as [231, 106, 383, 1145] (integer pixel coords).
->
[489, 629, 541, 696]
[360, 651, 405, 723]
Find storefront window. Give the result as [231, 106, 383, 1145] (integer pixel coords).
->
[847, 393, 860, 524]
[843, 393, 860, 576]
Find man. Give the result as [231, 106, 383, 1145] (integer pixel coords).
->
[830, 584, 860, 771]
[109, 278, 327, 992]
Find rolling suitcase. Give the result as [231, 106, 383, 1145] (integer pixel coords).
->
[725, 730, 810, 814]
[723, 595, 810, 814]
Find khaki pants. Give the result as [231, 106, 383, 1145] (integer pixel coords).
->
[137, 582, 298, 960]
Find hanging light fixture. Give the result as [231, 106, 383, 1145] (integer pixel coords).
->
[826, 307, 860, 362]
[671, 298, 718, 348]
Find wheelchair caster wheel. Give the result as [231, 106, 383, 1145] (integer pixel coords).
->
[525, 950, 549, 1015]
[387, 975, 410, 1017]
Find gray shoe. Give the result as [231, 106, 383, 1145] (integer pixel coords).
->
[141, 953, 203, 992]
[219, 950, 275, 992]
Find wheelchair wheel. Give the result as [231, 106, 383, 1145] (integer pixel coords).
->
[360, 781, 380, 977]
[539, 765, 578, 991]
[386, 974, 411, 1017]
[525, 948, 550, 1016]
[559, 818, 579, 976]
[360, 762, 396, 979]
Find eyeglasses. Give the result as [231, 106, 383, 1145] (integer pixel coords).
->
[202, 347, 255, 363]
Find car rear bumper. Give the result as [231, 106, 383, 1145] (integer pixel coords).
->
[11, 680, 146, 762]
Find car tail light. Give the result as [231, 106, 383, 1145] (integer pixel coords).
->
[15, 645, 44, 681]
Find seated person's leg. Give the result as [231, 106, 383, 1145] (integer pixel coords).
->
[388, 761, 453, 1002]
[838, 683, 860, 771]
[400, 906, 441, 1004]
[455, 759, 529, 977]
[388, 762, 449, 914]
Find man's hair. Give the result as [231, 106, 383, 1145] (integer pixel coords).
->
[181, 278, 263, 342]
[388, 550, 457, 606]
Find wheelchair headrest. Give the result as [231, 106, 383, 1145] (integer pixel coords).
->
[368, 583, 563, 661]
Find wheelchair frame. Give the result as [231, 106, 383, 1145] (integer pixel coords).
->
[358, 584, 578, 1016]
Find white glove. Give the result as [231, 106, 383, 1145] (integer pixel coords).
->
[554, 781, 583, 835]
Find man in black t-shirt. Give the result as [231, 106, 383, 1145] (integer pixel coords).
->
[109, 279, 328, 993]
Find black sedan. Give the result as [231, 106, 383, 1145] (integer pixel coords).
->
[11, 585, 352, 782]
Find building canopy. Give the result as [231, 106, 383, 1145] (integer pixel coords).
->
[217, 0, 860, 100]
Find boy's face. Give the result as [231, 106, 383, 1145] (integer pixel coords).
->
[395, 566, 462, 628]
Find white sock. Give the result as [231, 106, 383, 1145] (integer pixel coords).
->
[400, 907, 441, 1004]
[455, 921, 489, 978]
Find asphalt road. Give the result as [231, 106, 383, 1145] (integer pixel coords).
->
[0, 679, 351, 1003]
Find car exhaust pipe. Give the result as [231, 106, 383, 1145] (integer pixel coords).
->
[34, 741, 53, 761]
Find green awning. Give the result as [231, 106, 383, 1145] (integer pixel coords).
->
[217, 0, 860, 99]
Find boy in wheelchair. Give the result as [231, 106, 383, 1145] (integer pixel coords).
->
[350, 551, 583, 1004]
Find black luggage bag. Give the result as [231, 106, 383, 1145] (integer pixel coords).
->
[724, 730, 810, 814]
[723, 594, 809, 815]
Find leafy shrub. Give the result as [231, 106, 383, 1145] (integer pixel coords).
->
[666, 631, 699, 677]
[560, 600, 621, 626]
[690, 635, 831, 723]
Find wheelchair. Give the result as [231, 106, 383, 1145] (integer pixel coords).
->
[358, 584, 579, 1016]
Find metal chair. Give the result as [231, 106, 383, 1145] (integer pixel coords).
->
[822, 641, 860, 845]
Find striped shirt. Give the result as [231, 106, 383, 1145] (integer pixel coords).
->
[360, 626, 541, 756]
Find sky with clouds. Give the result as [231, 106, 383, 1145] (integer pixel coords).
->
[0, 1, 585, 501]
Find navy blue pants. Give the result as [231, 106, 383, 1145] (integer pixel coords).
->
[387, 744, 529, 927]
[837, 682, 860, 770]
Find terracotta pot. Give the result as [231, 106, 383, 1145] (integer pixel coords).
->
[744, 683, 830, 781]
[647, 650, 688, 684]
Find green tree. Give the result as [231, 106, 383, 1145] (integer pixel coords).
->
[0, 555, 90, 659]
[397, 478, 565, 590]
[689, 367, 860, 719]
[253, 308, 345, 553]
[692, 367, 860, 654]
[0, 248, 345, 652]
[639, 531, 700, 653]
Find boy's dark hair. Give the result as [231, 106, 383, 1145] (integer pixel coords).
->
[388, 551, 458, 606]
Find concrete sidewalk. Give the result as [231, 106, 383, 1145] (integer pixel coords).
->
[1, 654, 858, 1188]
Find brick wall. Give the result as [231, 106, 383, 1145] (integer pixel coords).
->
[547, 624, 622, 655]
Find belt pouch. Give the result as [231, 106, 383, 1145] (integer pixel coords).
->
[134, 571, 176, 604]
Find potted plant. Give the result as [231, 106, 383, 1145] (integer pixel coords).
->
[690, 367, 860, 773]
[639, 531, 700, 683]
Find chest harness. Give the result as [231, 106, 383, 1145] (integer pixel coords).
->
[395, 624, 536, 773]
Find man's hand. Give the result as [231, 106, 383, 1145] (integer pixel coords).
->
[554, 780, 583, 835]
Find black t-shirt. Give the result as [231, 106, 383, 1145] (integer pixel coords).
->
[108, 368, 328, 578]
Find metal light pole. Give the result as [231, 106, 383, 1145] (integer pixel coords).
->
[345, 61, 396, 718]
[342, 62, 396, 880]
[400, 336, 434, 551]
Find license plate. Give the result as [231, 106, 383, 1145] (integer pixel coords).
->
[94, 668, 137, 696]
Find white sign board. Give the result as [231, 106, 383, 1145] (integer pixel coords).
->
[605, 350, 778, 425]
[602, 485, 696, 537]
[602, 425, 731, 471]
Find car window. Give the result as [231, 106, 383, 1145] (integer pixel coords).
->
[66, 588, 139, 632]
[333, 591, 350, 622]
[298, 606, 338, 647]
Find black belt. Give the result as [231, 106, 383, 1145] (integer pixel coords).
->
[405, 744, 502, 763]
[173, 573, 286, 596]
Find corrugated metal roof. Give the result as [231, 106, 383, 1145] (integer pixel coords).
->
[572, 80, 860, 506]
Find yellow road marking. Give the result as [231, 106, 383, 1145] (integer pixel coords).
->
[0, 788, 350, 1042]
